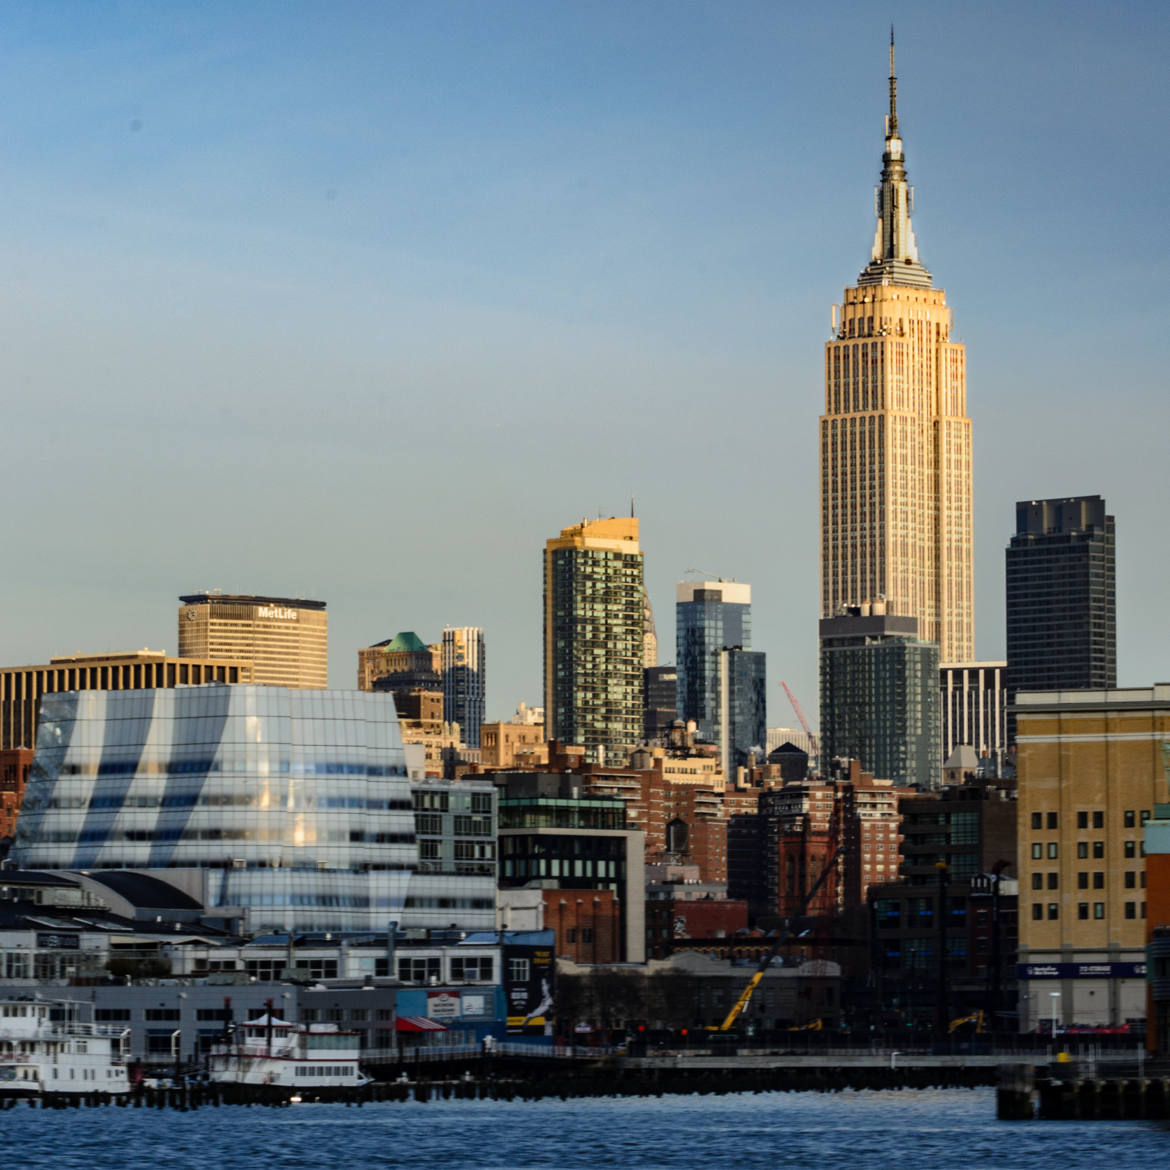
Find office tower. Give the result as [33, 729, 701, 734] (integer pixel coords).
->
[820, 37, 973, 662]
[543, 517, 645, 764]
[441, 626, 486, 748]
[1015, 685, 1167, 1031]
[358, 632, 440, 691]
[676, 580, 752, 739]
[718, 647, 766, 774]
[1005, 496, 1116, 739]
[178, 592, 327, 688]
[819, 604, 941, 789]
[12, 685, 497, 934]
[1, 649, 254, 751]
[940, 661, 1007, 772]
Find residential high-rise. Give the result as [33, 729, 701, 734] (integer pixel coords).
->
[1005, 496, 1116, 741]
[819, 605, 940, 789]
[820, 37, 973, 663]
[441, 626, 486, 748]
[179, 593, 327, 688]
[543, 517, 645, 763]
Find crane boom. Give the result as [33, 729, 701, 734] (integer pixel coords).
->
[713, 847, 842, 1032]
[779, 681, 819, 760]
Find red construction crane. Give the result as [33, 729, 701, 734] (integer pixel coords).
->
[779, 680, 819, 761]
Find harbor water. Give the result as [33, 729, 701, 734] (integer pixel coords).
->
[5, 1088, 1163, 1168]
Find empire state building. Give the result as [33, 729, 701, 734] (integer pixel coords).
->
[819, 37, 973, 663]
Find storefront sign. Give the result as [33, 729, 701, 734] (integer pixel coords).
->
[1018, 961, 1146, 979]
[426, 990, 461, 1021]
[36, 932, 80, 950]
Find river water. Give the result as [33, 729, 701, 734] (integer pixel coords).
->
[5, 1088, 1162, 1168]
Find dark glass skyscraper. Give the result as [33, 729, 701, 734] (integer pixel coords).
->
[720, 647, 767, 773]
[676, 581, 764, 772]
[1005, 496, 1116, 738]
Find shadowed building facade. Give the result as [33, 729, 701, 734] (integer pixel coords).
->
[820, 605, 940, 789]
[820, 38, 973, 664]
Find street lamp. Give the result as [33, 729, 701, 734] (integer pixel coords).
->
[1048, 990, 1061, 1038]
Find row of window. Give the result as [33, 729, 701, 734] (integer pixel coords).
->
[1030, 840, 1145, 859]
[1030, 810, 1150, 830]
[1031, 871, 1145, 890]
[1030, 902, 1147, 920]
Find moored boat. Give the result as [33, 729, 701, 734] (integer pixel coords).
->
[0, 995, 131, 1098]
[207, 1009, 371, 1089]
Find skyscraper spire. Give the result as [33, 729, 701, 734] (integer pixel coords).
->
[888, 25, 898, 137]
[859, 30, 931, 289]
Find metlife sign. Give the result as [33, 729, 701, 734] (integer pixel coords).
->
[1017, 961, 1147, 980]
[257, 606, 298, 621]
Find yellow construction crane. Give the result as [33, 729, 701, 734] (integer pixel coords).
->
[947, 1010, 984, 1035]
[710, 848, 842, 1032]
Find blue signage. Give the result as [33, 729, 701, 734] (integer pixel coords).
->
[1017, 961, 1146, 980]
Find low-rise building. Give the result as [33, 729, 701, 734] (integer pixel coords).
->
[1015, 686, 1168, 1031]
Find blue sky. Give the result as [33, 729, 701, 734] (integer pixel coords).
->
[3, 1, 1167, 723]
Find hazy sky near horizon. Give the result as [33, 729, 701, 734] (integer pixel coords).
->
[3, 1, 1168, 724]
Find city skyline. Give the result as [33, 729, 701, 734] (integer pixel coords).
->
[2, 4, 1167, 723]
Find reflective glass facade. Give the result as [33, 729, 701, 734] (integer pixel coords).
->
[12, 686, 493, 933]
[676, 582, 754, 757]
[721, 648, 767, 772]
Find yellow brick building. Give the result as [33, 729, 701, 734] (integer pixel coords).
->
[1015, 686, 1170, 1030]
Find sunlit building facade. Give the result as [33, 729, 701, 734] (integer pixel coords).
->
[178, 593, 328, 689]
[543, 517, 645, 764]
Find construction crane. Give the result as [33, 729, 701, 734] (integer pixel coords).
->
[779, 681, 819, 761]
[948, 1010, 985, 1035]
[711, 848, 842, 1032]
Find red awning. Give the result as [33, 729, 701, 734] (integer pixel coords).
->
[396, 1016, 450, 1033]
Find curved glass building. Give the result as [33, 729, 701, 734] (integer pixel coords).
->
[10, 686, 491, 933]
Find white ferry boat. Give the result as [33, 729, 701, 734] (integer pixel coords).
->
[208, 1011, 371, 1089]
[0, 996, 131, 1098]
